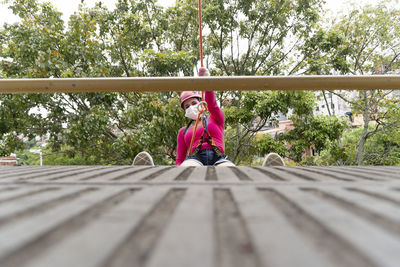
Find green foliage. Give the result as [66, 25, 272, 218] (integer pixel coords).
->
[0, 0, 194, 164]
[1, 0, 399, 167]
[363, 128, 400, 165]
[0, 0, 328, 165]
[284, 115, 348, 162]
[223, 90, 315, 164]
[17, 144, 104, 165]
[141, 49, 195, 76]
[255, 133, 288, 158]
[202, 0, 323, 75]
[303, 2, 400, 165]
[316, 123, 400, 166]
[0, 94, 48, 155]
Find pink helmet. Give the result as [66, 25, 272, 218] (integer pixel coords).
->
[179, 91, 202, 109]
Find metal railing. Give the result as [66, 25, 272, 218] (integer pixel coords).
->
[0, 75, 400, 93]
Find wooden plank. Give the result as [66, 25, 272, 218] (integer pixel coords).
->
[173, 167, 196, 182]
[0, 166, 60, 177]
[214, 167, 241, 182]
[24, 187, 170, 267]
[255, 167, 315, 182]
[35, 166, 112, 181]
[335, 166, 400, 179]
[0, 166, 89, 181]
[279, 166, 355, 182]
[111, 166, 174, 182]
[101, 188, 186, 267]
[0, 187, 124, 262]
[358, 166, 400, 172]
[311, 167, 386, 181]
[235, 167, 271, 182]
[147, 187, 213, 267]
[226, 167, 253, 182]
[346, 187, 400, 204]
[0, 187, 18, 193]
[0, 166, 31, 174]
[294, 166, 376, 182]
[339, 167, 400, 179]
[231, 187, 335, 267]
[1, 75, 400, 94]
[186, 167, 207, 182]
[0, 187, 87, 224]
[147, 167, 189, 183]
[305, 187, 400, 234]
[273, 187, 400, 267]
[52, 166, 136, 182]
[0, 187, 57, 204]
[380, 166, 400, 171]
[213, 188, 262, 267]
[0, 166, 101, 183]
[0, 166, 399, 267]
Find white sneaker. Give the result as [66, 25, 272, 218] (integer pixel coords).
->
[262, 153, 285, 167]
[132, 151, 154, 166]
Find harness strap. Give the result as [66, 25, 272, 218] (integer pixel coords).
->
[188, 134, 226, 158]
[183, 120, 194, 135]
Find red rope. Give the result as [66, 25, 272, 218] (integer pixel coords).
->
[198, 0, 204, 68]
[198, 0, 206, 106]
[187, 111, 202, 156]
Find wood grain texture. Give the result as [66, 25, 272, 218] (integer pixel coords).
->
[0, 165, 399, 267]
[1, 75, 400, 93]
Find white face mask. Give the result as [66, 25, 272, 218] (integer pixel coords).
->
[185, 104, 200, 120]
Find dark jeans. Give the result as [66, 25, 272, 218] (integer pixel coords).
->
[184, 149, 231, 166]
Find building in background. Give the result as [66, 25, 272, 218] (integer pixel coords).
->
[314, 91, 352, 117]
[0, 154, 18, 166]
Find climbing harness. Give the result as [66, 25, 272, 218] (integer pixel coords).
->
[187, 101, 207, 157]
[186, 101, 226, 160]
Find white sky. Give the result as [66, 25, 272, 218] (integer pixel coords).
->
[0, 0, 399, 28]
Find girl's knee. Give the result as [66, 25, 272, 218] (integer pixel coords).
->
[180, 159, 203, 166]
[215, 161, 235, 166]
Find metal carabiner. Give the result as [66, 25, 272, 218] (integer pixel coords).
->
[197, 101, 208, 113]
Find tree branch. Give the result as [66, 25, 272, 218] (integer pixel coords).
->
[240, 16, 263, 74]
[208, 26, 231, 75]
[323, 91, 332, 116]
[330, 90, 359, 107]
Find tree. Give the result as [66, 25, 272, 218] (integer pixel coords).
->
[362, 126, 400, 165]
[0, 0, 195, 164]
[1, 0, 366, 166]
[223, 90, 316, 164]
[319, 122, 400, 166]
[255, 133, 288, 161]
[283, 114, 348, 162]
[197, 0, 324, 163]
[311, 2, 400, 165]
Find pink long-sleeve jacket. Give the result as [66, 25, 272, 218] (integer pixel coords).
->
[176, 91, 225, 165]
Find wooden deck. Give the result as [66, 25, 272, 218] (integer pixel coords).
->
[0, 165, 399, 267]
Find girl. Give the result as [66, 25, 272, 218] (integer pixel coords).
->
[132, 68, 283, 167]
[176, 86, 234, 166]
[133, 67, 234, 166]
